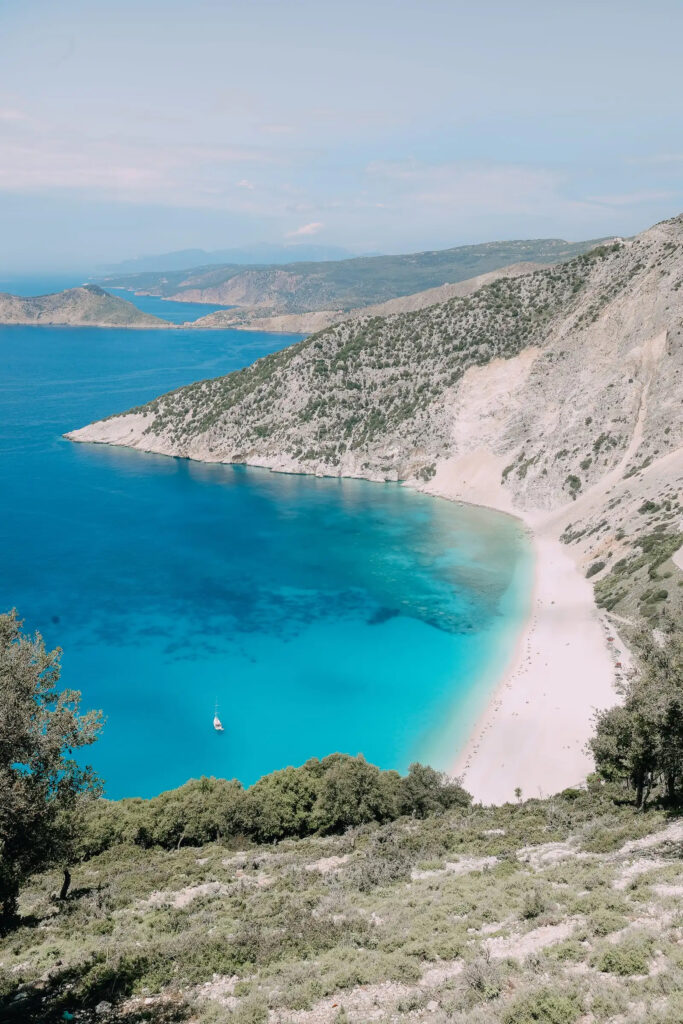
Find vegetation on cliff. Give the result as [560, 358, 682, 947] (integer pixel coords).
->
[4, 773, 682, 1024]
[0, 612, 102, 926]
[125, 249, 609, 463]
[591, 618, 683, 807]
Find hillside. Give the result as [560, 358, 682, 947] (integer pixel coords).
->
[69, 218, 683, 554]
[189, 262, 551, 333]
[4, 779, 683, 1024]
[68, 216, 683, 801]
[99, 237, 603, 315]
[0, 285, 170, 328]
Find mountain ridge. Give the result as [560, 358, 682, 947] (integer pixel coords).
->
[98, 242, 358, 274]
[187, 261, 552, 333]
[99, 236, 606, 315]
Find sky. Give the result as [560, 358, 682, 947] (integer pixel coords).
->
[1, 0, 682, 271]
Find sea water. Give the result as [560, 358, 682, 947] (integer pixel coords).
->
[107, 287, 234, 324]
[0, 317, 533, 797]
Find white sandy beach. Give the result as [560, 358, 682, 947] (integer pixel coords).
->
[414, 444, 626, 805]
[451, 525, 620, 804]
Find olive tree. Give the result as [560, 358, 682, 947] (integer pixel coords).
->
[590, 619, 683, 807]
[0, 611, 103, 926]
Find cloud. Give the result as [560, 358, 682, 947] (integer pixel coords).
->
[261, 123, 294, 135]
[628, 154, 683, 166]
[236, 179, 256, 190]
[286, 221, 324, 237]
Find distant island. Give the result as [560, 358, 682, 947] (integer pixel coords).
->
[1, 239, 602, 334]
[0, 284, 170, 328]
[98, 241, 358, 274]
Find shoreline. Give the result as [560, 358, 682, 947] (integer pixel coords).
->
[412, 458, 621, 805]
[65, 431, 621, 804]
[450, 522, 618, 804]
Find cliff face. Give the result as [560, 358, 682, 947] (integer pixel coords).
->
[68, 217, 683, 626]
[0, 285, 169, 328]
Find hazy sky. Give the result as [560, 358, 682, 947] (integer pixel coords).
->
[1, 0, 682, 270]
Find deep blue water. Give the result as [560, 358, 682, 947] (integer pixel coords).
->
[0, 318, 533, 798]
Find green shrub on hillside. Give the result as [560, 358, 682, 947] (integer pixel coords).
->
[593, 935, 653, 975]
[590, 621, 683, 806]
[502, 988, 582, 1024]
[81, 757, 470, 856]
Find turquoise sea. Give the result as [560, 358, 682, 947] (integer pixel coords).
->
[0, 285, 533, 798]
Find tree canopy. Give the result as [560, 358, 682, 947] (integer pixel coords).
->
[0, 611, 103, 924]
[81, 756, 471, 856]
[590, 618, 683, 807]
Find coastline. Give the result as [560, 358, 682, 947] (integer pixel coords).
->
[449, 524, 618, 804]
[412, 457, 620, 805]
[65, 427, 621, 805]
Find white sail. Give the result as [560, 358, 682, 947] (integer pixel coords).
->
[213, 699, 225, 731]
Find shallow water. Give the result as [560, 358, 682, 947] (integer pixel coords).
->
[0, 319, 532, 797]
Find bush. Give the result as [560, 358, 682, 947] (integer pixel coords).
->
[502, 988, 582, 1024]
[82, 756, 471, 854]
[311, 756, 401, 833]
[345, 826, 413, 891]
[463, 956, 503, 1000]
[398, 763, 470, 818]
[521, 887, 548, 919]
[589, 908, 627, 936]
[593, 937, 652, 975]
[586, 561, 606, 578]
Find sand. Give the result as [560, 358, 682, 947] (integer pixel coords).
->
[451, 523, 618, 804]
[414, 444, 623, 806]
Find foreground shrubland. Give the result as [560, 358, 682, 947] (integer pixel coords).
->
[3, 617, 683, 1023]
[2, 783, 682, 1024]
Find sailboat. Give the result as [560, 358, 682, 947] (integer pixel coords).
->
[213, 701, 225, 732]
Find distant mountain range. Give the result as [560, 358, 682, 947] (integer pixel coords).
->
[97, 244, 362, 275]
[99, 237, 606, 316]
